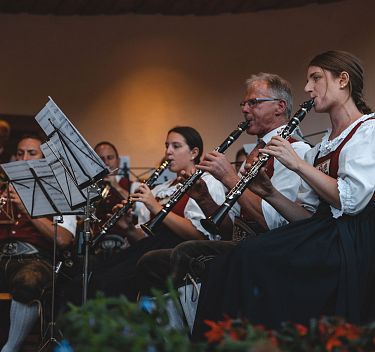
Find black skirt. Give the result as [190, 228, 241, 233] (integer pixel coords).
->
[193, 201, 375, 337]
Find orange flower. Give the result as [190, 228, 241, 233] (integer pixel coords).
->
[204, 320, 224, 343]
[218, 317, 233, 330]
[326, 336, 343, 351]
[333, 323, 361, 340]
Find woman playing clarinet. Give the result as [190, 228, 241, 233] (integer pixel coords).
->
[192, 50, 375, 338]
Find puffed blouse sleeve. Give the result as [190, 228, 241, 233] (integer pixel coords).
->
[332, 118, 375, 217]
[183, 173, 227, 240]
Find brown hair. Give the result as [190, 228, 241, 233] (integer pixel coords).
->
[168, 126, 203, 164]
[309, 50, 372, 114]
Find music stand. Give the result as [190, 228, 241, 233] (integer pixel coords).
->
[1, 97, 108, 350]
[1, 158, 86, 352]
[34, 97, 108, 306]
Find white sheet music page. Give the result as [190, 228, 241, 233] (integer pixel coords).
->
[1, 159, 83, 217]
[35, 98, 107, 188]
[41, 142, 88, 208]
[1, 160, 57, 217]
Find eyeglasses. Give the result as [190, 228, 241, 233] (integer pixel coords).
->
[240, 98, 280, 108]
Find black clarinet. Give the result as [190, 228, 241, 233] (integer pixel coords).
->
[201, 98, 315, 237]
[91, 159, 170, 247]
[141, 120, 250, 237]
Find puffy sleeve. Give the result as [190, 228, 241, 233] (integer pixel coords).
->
[184, 173, 227, 240]
[296, 145, 321, 213]
[331, 119, 375, 217]
[56, 215, 77, 237]
[262, 140, 312, 229]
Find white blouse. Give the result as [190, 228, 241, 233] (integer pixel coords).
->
[135, 173, 227, 240]
[232, 126, 311, 230]
[298, 113, 375, 218]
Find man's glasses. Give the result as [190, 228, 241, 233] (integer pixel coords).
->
[240, 98, 280, 108]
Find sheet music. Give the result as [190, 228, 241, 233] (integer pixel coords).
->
[1, 160, 84, 217]
[35, 97, 108, 188]
[41, 142, 88, 208]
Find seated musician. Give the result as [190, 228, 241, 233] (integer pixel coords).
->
[0, 135, 76, 352]
[92, 141, 132, 252]
[136, 73, 311, 294]
[65, 126, 227, 304]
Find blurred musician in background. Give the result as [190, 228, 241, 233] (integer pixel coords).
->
[234, 147, 247, 173]
[0, 119, 11, 164]
[92, 141, 132, 253]
[0, 135, 76, 352]
[94, 141, 131, 215]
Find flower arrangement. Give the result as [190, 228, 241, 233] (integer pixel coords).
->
[203, 316, 375, 352]
[56, 284, 375, 352]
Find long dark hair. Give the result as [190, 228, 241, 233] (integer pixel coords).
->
[168, 126, 203, 164]
[309, 50, 372, 114]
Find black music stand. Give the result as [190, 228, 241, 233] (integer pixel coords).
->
[1, 158, 86, 352]
[2, 97, 108, 351]
[34, 97, 108, 306]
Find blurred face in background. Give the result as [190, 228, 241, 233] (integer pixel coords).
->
[16, 138, 43, 161]
[95, 144, 120, 173]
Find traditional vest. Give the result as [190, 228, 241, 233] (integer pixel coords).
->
[0, 210, 54, 251]
[313, 117, 375, 199]
[314, 118, 375, 177]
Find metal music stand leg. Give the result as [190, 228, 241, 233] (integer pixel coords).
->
[82, 187, 94, 305]
[38, 216, 63, 351]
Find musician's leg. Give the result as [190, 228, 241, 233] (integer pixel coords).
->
[1, 300, 39, 352]
[1, 258, 51, 352]
[136, 249, 173, 295]
[171, 240, 237, 286]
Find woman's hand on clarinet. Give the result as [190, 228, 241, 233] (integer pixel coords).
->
[130, 183, 162, 215]
[111, 201, 134, 232]
[259, 136, 302, 172]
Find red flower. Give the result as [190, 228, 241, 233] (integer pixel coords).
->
[269, 335, 279, 347]
[294, 323, 308, 336]
[319, 321, 328, 336]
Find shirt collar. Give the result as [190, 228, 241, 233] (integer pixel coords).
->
[259, 125, 287, 144]
[319, 113, 375, 154]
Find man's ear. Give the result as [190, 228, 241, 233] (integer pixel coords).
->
[275, 99, 287, 117]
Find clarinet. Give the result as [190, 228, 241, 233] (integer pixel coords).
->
[201, 98, 315, 237]
[141, 120, 250, 237]
[91, 159, 170, 247]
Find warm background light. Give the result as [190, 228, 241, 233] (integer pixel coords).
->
[0, 0, 373, 173]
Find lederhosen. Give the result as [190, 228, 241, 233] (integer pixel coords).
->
[0, 211, 54, 304]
